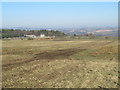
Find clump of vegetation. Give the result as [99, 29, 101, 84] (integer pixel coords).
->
[105, 36, 109, 39]
[27, 38, 33, 40]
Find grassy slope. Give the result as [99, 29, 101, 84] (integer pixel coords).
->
[2, 39, 118, 88]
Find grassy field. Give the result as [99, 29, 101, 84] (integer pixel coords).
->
[2, 38, 118, 88]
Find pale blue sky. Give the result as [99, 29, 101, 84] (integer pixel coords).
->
[2, 2, 118, 28]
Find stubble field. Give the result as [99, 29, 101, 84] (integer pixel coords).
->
[2, 38, 118, 88]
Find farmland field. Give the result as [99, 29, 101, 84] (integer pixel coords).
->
[2, 38, 118, 88]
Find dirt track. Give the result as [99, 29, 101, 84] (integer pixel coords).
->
[34, 48, 85, 60]
[3, 47, 86, 68]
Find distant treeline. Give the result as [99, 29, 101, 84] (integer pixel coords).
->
[1, 29, 67, 38]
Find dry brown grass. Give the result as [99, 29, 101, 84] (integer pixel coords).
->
[2, 39, 118, 88]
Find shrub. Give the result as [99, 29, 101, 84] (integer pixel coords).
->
[27, 38, 33, 40]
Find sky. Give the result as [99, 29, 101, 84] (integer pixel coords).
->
[1, 0, 119, 2]
[2, 2, 118, 29]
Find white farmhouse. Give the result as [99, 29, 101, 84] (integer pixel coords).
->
[25, 35, 37, 38]
[40, 34, 45, 38]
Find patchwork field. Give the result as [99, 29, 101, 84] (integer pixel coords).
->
[2, 39, 118, 88]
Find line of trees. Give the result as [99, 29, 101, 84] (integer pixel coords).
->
[1, 29, 67, 38]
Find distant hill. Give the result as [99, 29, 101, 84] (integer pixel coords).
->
[1, 28, 118, 39]
[94, 30, 118, 36]
[61, 28, 118, 37]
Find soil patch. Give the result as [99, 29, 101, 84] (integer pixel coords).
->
[34, 48, 85, 60]
[3, 48, 86, 68]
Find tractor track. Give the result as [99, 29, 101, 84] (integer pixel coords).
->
[2, 47, 86, 68]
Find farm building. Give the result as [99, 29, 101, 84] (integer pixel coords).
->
[24, 35, 37, 38]
[40, 34, 45, 38]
